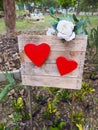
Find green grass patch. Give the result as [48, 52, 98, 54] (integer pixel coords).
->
[0, 14, 98, 34]
[89, 16, 98, 27]
[0, 19, 6, 33]
[16, 19, 31, 31]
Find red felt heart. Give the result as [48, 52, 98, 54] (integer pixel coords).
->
[56, 56, 78, 76]
[24, 43, 50, 67]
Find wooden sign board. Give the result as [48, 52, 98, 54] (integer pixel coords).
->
[18, 34, 87, 90]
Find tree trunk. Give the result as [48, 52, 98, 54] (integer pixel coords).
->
[3, 0, 16, 33]
[76, 0, 80, 15]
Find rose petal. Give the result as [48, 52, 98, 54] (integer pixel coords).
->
[57, 32, 75, 41]
[65, 32, 75, 41]
[46, 28, 56, 36]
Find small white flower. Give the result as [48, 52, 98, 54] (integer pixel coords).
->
[57, 20, 75, 41]
[9, 114, 14, 119]
[46, 27, 56, 36]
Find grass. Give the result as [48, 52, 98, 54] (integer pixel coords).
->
[79, 15, 98, 28]
[16, 19, 32, 31]
[89, 16, 98, 28]
[0, 15, 54, 33]
[0, 19, 6, 33]
[0, 12, 98, 34]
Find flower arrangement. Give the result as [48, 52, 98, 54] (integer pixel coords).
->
[46, 7, 90, 41]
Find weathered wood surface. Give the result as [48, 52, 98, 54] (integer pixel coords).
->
[18, 34, 87, 89]
[20, 51, 85, 64]
[18, 35, 87, 51]
[22, 75, 82, 89]
[21, 62, 84, 78]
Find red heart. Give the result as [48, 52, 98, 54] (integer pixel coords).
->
[24, 43, 50, 67]
[56, 56, 78, 76]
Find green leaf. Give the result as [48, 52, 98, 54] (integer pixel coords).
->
[76, 19, 89, 28]
[52, 22, 58, 30]
[59, 17, 65, 21]
[58, 122, 66, 129]
[76, 124, 83, 130]
[75, 19, 89, 35]
[0, 84, 11, 101]
[5, 72, 15, 85]
[49, 7, 55, 15]
[0, 123, 5, 130]
[49, 127, 59, 130]
[89, 26, 98, 51]
[73, 14, 79, 23]
[83, 28, 88, 35]
[56, 17, 61, 22]
[76, 27, 85, 35]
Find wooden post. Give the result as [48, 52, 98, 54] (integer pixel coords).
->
[28, 86, 33, 130]
[70, 91, 75, 130]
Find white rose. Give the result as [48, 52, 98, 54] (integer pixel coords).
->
[46, 27, 56, 36]
[57, 20, 75, 41]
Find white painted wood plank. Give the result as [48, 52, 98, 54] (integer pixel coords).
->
[20, 51, 85, 64]
[18, 35, 87, 52]
[22, 75, 82, 89]
[21, 62, 83, 78]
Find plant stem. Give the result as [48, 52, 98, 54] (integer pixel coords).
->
[70, 91, 75, 130]
[28, 86, 33, 130]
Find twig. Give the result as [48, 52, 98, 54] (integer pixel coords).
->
[70, 90, 75, 130]
[28, 86, 33, 130]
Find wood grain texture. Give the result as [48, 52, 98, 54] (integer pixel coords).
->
[20, 51, 85, 64]
[21, 62, 83, 78]
[21, 75, 82, 89]
[18, 35, 87, 89]
[18, 35, 87, 51]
